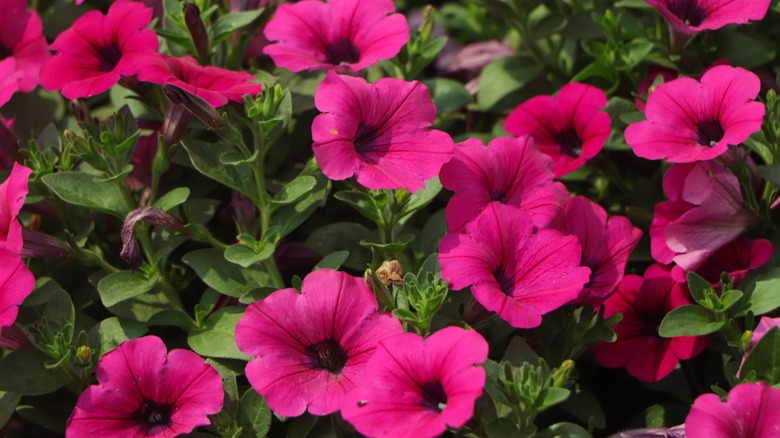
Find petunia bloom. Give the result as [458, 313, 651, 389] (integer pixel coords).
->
[40, 0, 159, 99]
[671, 237, 773, 286]
[625, 66, 764, 163]
[341, 326, 488, 438]
[135, 54, 262, 108]
[561, 196, 643, 307]
[0, 0, 49, 92]
[645, 0, 771, 35]
[66, 336, 223, 437]
[685, 382, 780, 437]
[0, 162, 32, 255]
[234, 268, 403, 417]
[439, 136, 570, 232]
[592, 264, 708, 383]
[311, 72, 454, 192]
[439, 203, 591, 329]
[650, 161, 757, 271]
[504, 82, 611, 178]
[0, 249, 35, 331]
[0, 59, 19, 108]
[263, 0, 409, 73]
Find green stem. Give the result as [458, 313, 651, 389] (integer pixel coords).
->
[264, 257, 286, 290]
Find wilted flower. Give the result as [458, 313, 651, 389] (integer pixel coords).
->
[121, 207, 188, 268]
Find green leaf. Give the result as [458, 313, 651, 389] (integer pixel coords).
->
[182, 140, 258, 203]
[286, 414, 318, 438]
[271, 175, 317, 205]
[154, 187, 191, 211]
[559, 385, 606, 429]
[714, 30, 776, 68]
[486, 418, 520, 438]
[43, 290, 75, 338]
[618, 39, 654, 70]
[188, 307, 250, 360]
[741, 327, 780, 384]
[314, 250, 349, 271]
[392, 308, 419, 322]
[210, 9, 264, 44]
[658, 305, 724, 337]
[183, 248, 273, 297]
[0, 349, 69, 395]
[532, 13, 568, 39]
[0, 391, 20, 428]
[571, 61, 617, 92]
[89, 317, 149, 355]
[398, 177, 442, 224]
[146, 309, 197, 331]
[743, 268, 780, 315]
[535, 387, 570, 411]
[237, 389, 272, 438]
[756, 164, 780, 185]
[98, 271, 158, 308]
[687, 271, 713, 307]
[224, 243, 275, 268]
[42, 172, 128, 217]
[421, 78, 472, 113]
[535, 422, 592, 438]
[720, 289, 744, 311]
[270, 160, 330, 238]
[306, 222, 374, 271]
[360, 234, 415, 252]
[477, 56, 544, 112]
[333, 190, 382, 223]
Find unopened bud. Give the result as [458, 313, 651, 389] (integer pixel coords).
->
[76, 345, 91, 363]
[419, 5, 436, 42]
[164, 84, 224, 130]
[162, 103, 193, 146]
[552, 359, 575, 388]
[70, 99, 94, 124]
[21, 229, 73, 259]
[184, 3, 210, 60]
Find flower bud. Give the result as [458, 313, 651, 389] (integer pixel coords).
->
[164, 84, 224, 130]
[184, 3, 210, 61]
[121, 206, 189, 268]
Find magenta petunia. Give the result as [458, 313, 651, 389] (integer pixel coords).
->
[40, 0, 160, 99]
[504, 82, 611, 177]
[561, 196, 643, 307]
[0, 0, 49, 92]
[439, 203, 591, 329]
[263, 0, 409, 72]
[0, 162, 32, 255]
[592, 264, 708, 383]
[0, 59, 19, 108]
[625, 66, 765, 163]
[127, 132, 159, 191]
[135, 54, 262, 108]
[671, 237, 773, 286]
[66, 336, 224, 437]
[311, 72, 454, 192]
[645, 0, 771, 35]
[234, 268, 403, 417]
[650, 161, 757, 271]
[685, 382, 780, 438]
[439, 136, 570, 232]
[0, 249, 35, 330]
[341, 326, 488, 438]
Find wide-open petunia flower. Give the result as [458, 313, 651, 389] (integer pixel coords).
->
[439, 203, 590, 328]
[311, 72, 454, 192]
[135, 54, 262, 108]
[504, 82, 611, 177]
[0, 162, 32, 255]
[439, 136, 570, 232]
[561, 196, 643, 307]
[0, 249, 35, 330]
[0, 0, 49, 92]
[650, 161, 757, 271]
[40, 0, 159, 99]
[685, 382, 780, 437]
[625, 66, 764, 163]
[341, 326, 488, 438]
[67, 336, 223, 437]
[592, 264, 708, 383]
[645, 0, 771, 35]
[0, 59, 19, 108]
[671, 237, 773, 286]
[263, 0, 409, 72]
[235, 268, 403, 417]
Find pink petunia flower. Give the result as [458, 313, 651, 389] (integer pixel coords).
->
[311, 72, 454, 192]
[592, 264, 708, 383]
[439, 203, 591, 329]
[135, 54, 262, 108]
[439, 136, 570, 232]
[127, 132, 159, 191]
[341, 326, 488, 438]
[0, 58, 19, 108]
[0, 249, 35, 330]
[650, 161, 757, 271]
[0, 0, 49, 92]
[645, 0, 771, 35]
[561, 196, 643, 307]
[40, 0, 159, 99]
[504, 82, 611, 178]
[66, 336, 223, 437]
[0, 162, 32, 255]
[263, 0, 409, 73]
[234, 268, 403, 417]
[625, 66, 765, 163]
[739, 316, 780, 375]
[685, 382, 780, 437]
[671, 237, 773, 286]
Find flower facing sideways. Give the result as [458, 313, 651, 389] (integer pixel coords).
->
[645, 0, 771, 35]
[235, 268, 403, 417]
[0, 249, 35, 331]
[685, 382, 780, 437]
[66, 336, 224, 437]
[312, 72, 454, 192]
[0, 0, 49, 92]
[0, 162, 32, 254]
[263, 0, 409, 72]
[341, 327, 488, 438]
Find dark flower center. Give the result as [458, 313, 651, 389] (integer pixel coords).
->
[354, 124, 379, 153]
[669, 0, 707, 26]
[555, 128, 583, 157]
[492, 267, 515, 296]
[324, 39, 361, 66]
[489, 190, 508, 203]
[642, 311, 667, 339]
[132, 400, 173, 431]
[306, 338, 348, 374]
[696, 118, 725, 147]
[97, 43, 123, 72]
[420, 380, 448, 412]
[0, 44, 11, 60]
